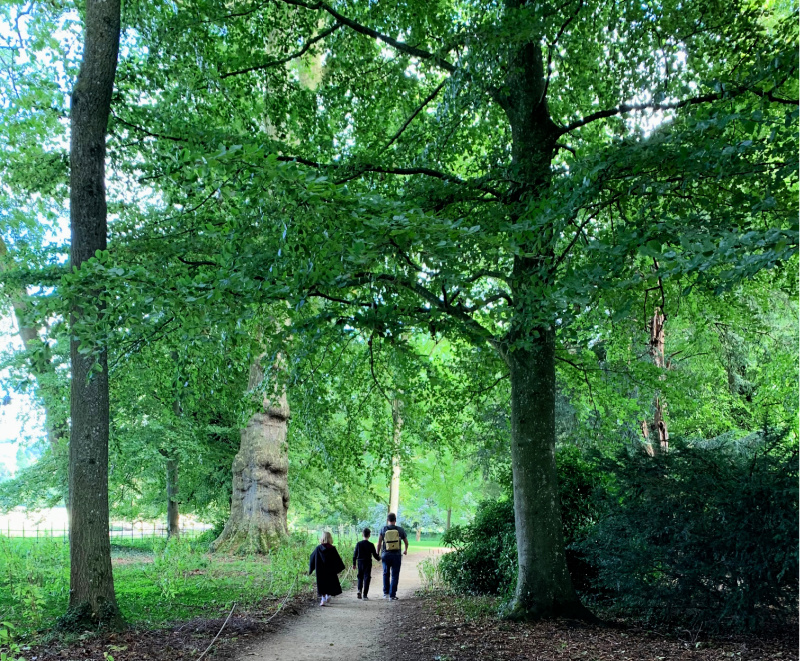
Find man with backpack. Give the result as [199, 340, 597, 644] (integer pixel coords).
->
[376, 512, 408, 600]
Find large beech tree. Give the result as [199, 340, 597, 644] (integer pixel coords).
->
[98, 0, 796, 618]
[66, 0, 123, 627]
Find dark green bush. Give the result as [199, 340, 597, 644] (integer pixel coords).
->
[440, 446, 602, 597]
[578, 430, 798, 631]
[440, 498, 517, 596]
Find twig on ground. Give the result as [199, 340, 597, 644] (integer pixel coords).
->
[264, 574, 300, 624]
[195, 601, 236, 661]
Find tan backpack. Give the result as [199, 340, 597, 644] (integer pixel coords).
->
[384, 527, 401, 552]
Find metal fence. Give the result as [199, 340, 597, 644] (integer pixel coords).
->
[0, 521, 210, 541]
[1, 521, 441, 545]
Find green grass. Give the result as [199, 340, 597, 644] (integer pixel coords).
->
[0, 533, 326, 641]
[409, 534, 445, 549]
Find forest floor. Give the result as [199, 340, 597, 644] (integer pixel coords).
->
[14, 548, 797, 661]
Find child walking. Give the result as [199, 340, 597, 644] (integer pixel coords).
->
[309, 531, 346, 607]
[352, 527, 380, 599]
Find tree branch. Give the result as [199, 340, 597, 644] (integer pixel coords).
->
[561, 84, 799, 135]
[177, 256, 217, 268]
[555, 355, 599, 421]
[542, 0, 584, 104]
[560, 92, 724, 134]
[276, 0, 456, 73]
[275, 154, 502, 196]
[221, 21, 343, 79]
[383, 80, 447, 150]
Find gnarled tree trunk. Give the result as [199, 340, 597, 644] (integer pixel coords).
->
[213, 356, 289, 553]
[65, 0, 123, 629]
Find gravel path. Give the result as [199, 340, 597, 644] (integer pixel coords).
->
[237, 549, 436, 661]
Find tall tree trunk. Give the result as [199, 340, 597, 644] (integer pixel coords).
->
[641, 307, 669, 456]
[65, 0, 123, 629]
[445, 508, 452, 531]
[213, 355, 289, 553]
[166, 377, 181, 538]
[492, 1, 587, 619]
[505, 330, 584, 617]
[166, 457, 179, 538]
[388, 397, 402, 515]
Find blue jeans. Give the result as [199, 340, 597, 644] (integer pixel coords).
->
[382, 553, 402, 597]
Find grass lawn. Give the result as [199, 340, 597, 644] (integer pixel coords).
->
[0, 534, 322, 641]
[409, 535, 445, 549]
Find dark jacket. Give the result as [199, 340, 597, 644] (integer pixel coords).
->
[309, 543, 346, 597]
[352, 539, 380, 567]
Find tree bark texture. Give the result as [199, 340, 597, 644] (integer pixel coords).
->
[446, 508, 452, 530]
[66, 0, 122, 629]
[507, 332, 583, 617]
[166, 458, 180, 538]
[492, 0, 585, 618]
[641, 308, 669, 455]
[388, 397, 402, 515]
[213, 357, 289, 553]
[165, 390, 181, 538]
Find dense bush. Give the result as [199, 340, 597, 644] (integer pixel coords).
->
[440, 498, 517, 596]
[440, 446, 601, 598]
[578, 431, 798, 631]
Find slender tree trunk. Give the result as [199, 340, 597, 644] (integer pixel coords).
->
[388, 397, 402, 515]
[0, 238, 69, 465]
[446, 508, 452, 531]
[388, 457, 401, 515]
[65, 0, 123, 629]
[213, 355, 289, 553]
[166, 458, 179, 538]
[641, 308, 669, 455]
[166, 382, 181, 538]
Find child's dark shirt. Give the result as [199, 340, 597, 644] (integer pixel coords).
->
[352, 539, 380, 567]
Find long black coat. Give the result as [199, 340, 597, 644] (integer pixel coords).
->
[309, 543, 346, 597]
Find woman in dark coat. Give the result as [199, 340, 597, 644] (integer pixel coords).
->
[309, 531, 346, 606]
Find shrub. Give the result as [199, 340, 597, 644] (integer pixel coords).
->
[439, 446, 602, 598]
[578, 429, 798, 631]
[440, 498, 517, 597]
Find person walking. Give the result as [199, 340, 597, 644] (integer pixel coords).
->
[309, 531, 346, 607]
[352, 527, 380, 599]
[376, 512, 408, 600]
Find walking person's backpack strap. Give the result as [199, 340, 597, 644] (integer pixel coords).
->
[384, 527, 401, 552]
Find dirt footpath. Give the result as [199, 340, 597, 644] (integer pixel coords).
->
[238, 549, 433, 661]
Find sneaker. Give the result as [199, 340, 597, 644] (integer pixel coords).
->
[363, 595, 370, 600]
[382, 594, 390, 600]
[357, 592, 362, 599]
[390, 596, 399, 600]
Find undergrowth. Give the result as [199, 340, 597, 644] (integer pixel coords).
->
[0, 533, 321, 642]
